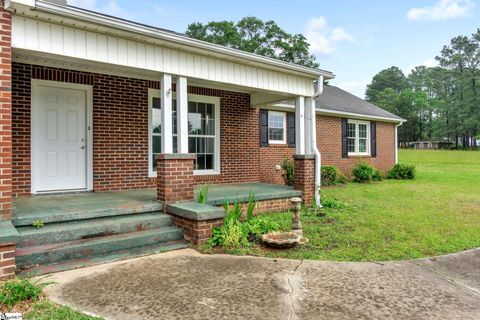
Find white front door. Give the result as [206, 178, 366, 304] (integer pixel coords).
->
[33, 84, 88, 192]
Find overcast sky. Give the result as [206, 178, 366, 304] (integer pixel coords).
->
[68, 0, 479, 98]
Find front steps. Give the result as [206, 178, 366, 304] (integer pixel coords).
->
[15, 206, 187, 275]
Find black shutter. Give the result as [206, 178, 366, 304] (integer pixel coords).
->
[287, 112, 296, 147]
[371, 121, 377, 158]
[259, 109, 269, 147]
[341, 118, 348, 158]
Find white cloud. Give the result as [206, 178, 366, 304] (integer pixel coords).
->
[305, 17, 355, 55]
[404, 58, 439, 75]
[407, 0, 474, 21]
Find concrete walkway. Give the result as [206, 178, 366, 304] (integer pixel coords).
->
[43, 249, 480, 320]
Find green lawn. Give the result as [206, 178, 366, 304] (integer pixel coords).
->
[237, 149, 480, 261]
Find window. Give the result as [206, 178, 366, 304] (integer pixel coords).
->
[268, 111, 286, 144]
[347, 120, 370, 156]
[148, 90, 220, 176]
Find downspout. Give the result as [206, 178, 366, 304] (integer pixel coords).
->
[311, 76, 323, 207]
[395, 121, 403, 164]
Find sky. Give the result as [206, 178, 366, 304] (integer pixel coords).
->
[68, 0, 479, 98]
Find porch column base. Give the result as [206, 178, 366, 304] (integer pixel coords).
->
[293, 154, 316, 206]
[156, 154, 196, 210]
[0, 221, 19, 280]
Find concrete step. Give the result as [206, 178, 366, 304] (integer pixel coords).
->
[13, 195, 161, 227]
[16, 227, 184, 268]
[16, 212, 172, 246]
[18, 240, 189, 277]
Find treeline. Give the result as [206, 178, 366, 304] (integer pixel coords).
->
[366, 29, 480, 149]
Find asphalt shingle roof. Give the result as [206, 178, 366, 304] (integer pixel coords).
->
[316, 85, 403, 121]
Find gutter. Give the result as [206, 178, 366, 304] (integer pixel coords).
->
[8, 0, 335, 79]
[395, 121, 404, 164]
[311, 76, 323, 207]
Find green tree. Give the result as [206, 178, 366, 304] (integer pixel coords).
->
[365, 66, 409, 103]
[186, 16, 319, 68]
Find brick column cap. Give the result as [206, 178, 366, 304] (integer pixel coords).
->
[293, 154, 315, 160]
[156, 153, 196, 160]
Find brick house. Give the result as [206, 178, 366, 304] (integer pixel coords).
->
[0, 0, 403, 278]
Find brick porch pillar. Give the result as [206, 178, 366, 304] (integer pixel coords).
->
[0, 0, 17, 280]
[293, 154, 315, 206]
[157, 154, 196, 210]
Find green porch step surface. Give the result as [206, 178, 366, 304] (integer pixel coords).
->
[13, 189, 160, 227]
[16, 226, 184, 267]
[18, 240, 189, 277]
[16, 212, 172, 247]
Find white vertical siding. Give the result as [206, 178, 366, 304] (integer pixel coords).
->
[12, 16, 314, 96]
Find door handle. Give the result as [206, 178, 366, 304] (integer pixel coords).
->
[81, 146, 86, 149]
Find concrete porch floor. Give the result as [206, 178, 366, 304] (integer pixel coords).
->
[12, 183, 300, 225]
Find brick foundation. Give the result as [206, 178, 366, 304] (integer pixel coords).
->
[173, 216, 224, 245]
[0, 244, 15, 281]
[223, 197, 292, 215]
[157, 154, 195, 208]
[294, 155, 316, 206]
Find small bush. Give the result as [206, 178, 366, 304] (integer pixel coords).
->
[321, 165, 348, 186]
[281, 157, 295, 186]
[387, 164, 416, 180]
[352, 162, 375, 183]
[372, 169, 383, 181]
[244, 215, 280, 239]
[0, 278, 53, 308]
[196, 184, 209, 204]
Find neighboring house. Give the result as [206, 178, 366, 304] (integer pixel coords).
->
[411, 141, 453, 150]
[0, 0, 403, 278]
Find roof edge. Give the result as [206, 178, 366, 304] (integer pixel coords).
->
[11, 0, 335, 79]
[316, 108, 406, 123]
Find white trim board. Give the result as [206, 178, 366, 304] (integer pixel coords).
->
[31, 79, 93, 194]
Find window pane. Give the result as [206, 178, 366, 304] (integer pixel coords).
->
[205, 138, 215, 154]
[188, 137, 196, 153]
[269, 114, 284, 129]
[196, 154, 206, 170]
[359, 138, 367, 153]
[269, 128, 284, 141]
[153, 97, 161, 110]
[152, 108, 161, 134]
[206, 119, 215, 135]
[348, 138, 356, 153]
[359, 124, 367, 139]
[206, 104, 214, 119]
[205, 154, 214, 170]
[188, 113, 202, 134]
[348, 123, 356, 138]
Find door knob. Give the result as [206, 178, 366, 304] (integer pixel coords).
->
[81, 146, 86, 149]
[81, 138, 85, 142]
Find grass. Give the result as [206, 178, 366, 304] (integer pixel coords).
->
[231, 149, 480, 262]
[0, 278, 102, 320]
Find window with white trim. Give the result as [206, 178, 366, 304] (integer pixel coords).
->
[148, 90, 220, 176]
[347, 120, 370, 155]
[268, 111, 286, 144]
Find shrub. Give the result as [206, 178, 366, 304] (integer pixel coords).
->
[321, 165, 348, 186]
[387, 163, 416, 180]
[244, 215, 280, 239]
[0, 278, 53, 308]
[321, 197, 349, 210]
[281, 157, 295, 186]
[352, 162, 375, 183]
[372, 169, 383, 181]
[196, 184, 209, 204]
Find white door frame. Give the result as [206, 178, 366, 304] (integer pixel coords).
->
[31, 79, 94, 194]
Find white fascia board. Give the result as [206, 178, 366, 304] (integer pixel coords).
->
[316, 108, 405, 123]
[11, 0, 335, 80]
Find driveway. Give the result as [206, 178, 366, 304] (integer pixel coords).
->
[44, 248, 480, 320]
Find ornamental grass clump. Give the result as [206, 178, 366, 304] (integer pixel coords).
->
[0, 277, 53, 308]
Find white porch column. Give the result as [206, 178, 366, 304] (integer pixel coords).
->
[176, 76, 189, 154]
[295, 96, 305, 155]
[161, 74, 173, 153]
[304, 97, 313, 154]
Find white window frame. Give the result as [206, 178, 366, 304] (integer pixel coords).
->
[268, 111, 287, 144]
[347, 119, 371, 156]
[148, 89, 220, 177]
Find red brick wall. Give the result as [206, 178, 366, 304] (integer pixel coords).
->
[156, 154, 195, 207]
[0, 0, 12, 219]
[259, 145, 294, 185]
[11, 63, 261, 195]
[0, 244, 15, 280]
[317, 115, 396, 176]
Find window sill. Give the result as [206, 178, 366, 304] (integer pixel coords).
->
[347, 154, 371, 158]
[149, 170, 221, 178]
[269, 141, 287, 145]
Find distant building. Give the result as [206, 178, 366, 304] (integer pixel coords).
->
[411, 141, 453, 150]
